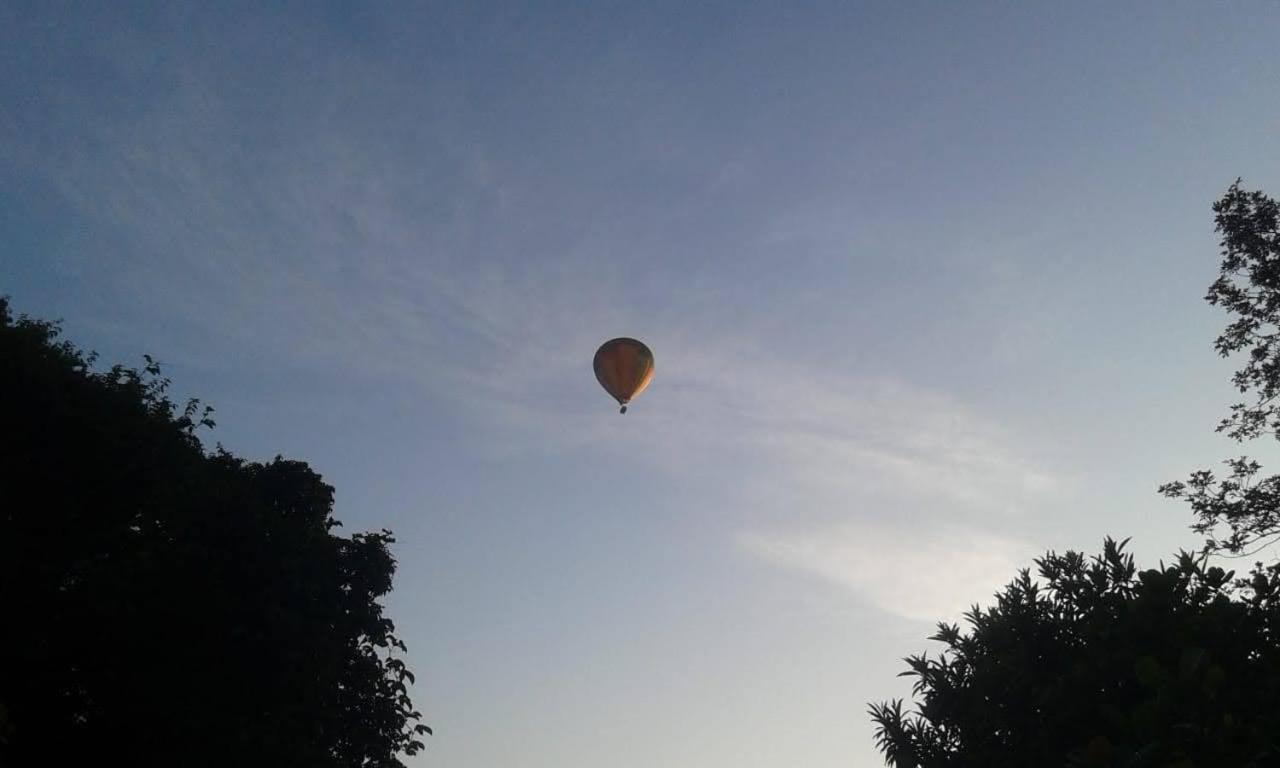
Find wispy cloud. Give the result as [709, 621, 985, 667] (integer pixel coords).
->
[739, 522, 1036, 623]
[473, 343, 1059, 515]
[712, 371, 1051, 623]
[472, 337, 1058, 627]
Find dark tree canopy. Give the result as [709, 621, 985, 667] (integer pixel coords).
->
[870, 541, 1280, 767]
[0, 298, 428, 766]
[872, 183, 1280, 767]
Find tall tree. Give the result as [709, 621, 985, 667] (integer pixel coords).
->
[1160, 181, 1280, 556]
[0, 298, 429, 766]
[870, 182, 1280, 767]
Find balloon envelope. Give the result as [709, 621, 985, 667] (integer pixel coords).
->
[593, 338, 654, 412]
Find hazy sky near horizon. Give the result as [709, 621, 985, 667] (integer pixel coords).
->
[4, 2, 1280, 765]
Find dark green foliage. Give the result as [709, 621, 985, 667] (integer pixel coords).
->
[0, 298, 428, 766]
[870, 540, 1280, 767]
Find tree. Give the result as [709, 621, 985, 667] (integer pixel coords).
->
[1160, 181, 1280, 556]
[870, 182, 1280, 767]
[869, 541, 1280, 767]
[0, 298, 429, 766]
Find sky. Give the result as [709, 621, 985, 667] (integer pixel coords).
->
[3, 2, 1280, 765]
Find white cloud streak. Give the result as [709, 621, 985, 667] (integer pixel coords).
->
[739, 522, 1036, 623]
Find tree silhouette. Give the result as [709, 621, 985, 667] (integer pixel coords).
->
[0, 298, 429, 766]
[870, 540, 1280, 767]
[1161, 181, 1280, 556]
[870, 183, 1280, 767]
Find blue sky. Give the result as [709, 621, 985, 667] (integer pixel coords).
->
[3, 2, 1280, 765]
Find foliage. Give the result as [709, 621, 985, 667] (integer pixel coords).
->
[0, 297, 428, 766]
[872, 182, 1280, 767]
[870, 540, 1280, 767]
[1160, 181, 1280, 556]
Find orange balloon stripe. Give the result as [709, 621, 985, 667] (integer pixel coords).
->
[630, 356, 654, 400]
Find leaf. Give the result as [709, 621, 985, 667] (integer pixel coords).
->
[1135, 656, 1166, 688]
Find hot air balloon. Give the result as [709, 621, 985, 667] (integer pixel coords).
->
[593, 337, 654, 414]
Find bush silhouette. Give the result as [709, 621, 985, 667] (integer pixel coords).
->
[870, 540, 1280, 767]
[0, 298, 428, 767]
